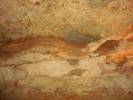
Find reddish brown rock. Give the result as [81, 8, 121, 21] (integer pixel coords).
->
[95, 40, 120, 54]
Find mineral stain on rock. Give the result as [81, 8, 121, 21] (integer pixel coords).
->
[87, 0, 111, 7]
[0, 0, 133, 100]
[68, 69, 85, 76]
[61, 28, 102, 49]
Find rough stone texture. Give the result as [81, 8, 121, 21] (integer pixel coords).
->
[0, 0, 133, 40]
[0, 34, 133, 99]
[0, 0, 133, 100]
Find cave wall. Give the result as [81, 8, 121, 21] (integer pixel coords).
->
[0, 0, 133, 40]
[0, 1, 133, 100]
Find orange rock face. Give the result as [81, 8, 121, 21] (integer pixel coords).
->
[0, 0, 133, 100]
[0, 36, 86, 59]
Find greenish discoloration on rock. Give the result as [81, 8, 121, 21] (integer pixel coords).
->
[62, 30, 100, 43]
[87, 0, 113, 7]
